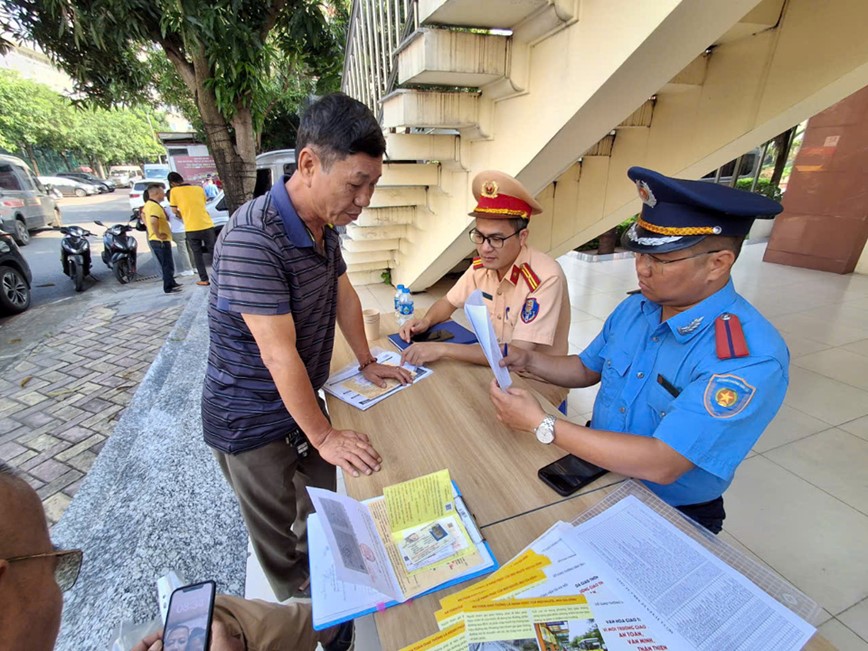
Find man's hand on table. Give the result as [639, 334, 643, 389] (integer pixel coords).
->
[398, 316, 430, 342]
[317, 427, 384, 477]
[361, 361, 413, 388]
[401, 342, 445, 366]
[133, 621, 244, 651]
[489, 378, 547, 433]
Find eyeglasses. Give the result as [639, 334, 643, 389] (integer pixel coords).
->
[4, 546, 83, 591]
[634, 250, 723, 268]
[469, 228, 523, 249]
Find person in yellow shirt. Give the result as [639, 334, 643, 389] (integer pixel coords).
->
[168, 172, 215, 286]
[142, 184, 182, 294]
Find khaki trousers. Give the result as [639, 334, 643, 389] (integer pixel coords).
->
[214, 437, 336, 601]
[215, 594, 324, 651]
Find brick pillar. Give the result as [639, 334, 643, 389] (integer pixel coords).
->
[764, 85, 868, 274]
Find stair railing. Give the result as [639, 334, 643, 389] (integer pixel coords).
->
[342, 0, 418, 118]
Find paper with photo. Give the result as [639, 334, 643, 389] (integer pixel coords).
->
[384, 469, 455, 533]
[463, 289, 512, 389]
[306, 487, 399, 601]
[323, 350, 432, 410]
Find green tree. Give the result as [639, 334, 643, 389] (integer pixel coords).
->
[0, 70, 74, 173]
[2, 0, 348, 212]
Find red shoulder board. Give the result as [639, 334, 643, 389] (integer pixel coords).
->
[519, 263, 541, 292]
[471, 257, 484, 269]
[715, 313, 749, 359]
[509, 265, 521, 284]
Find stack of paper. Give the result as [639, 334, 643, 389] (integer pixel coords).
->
[323, 350, 432, 411]
[401, 495, 817, 651]
[306, 470, 498, 629]
[463, 289, 512, 390]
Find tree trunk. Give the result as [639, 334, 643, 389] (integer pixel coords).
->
[59, 151, 72, 170]
[24, 144, 40, 175]
[597, 228, 618, 255]
[769, 128, 795, 189]
[95, 160, 106, 178]
[164, 46, 257, 216]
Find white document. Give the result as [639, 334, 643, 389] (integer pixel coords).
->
[463, 289, 512, 389]
[509, 522, 685, 651]
[306, 487, 400, 601]
[565, 496, 816, 651]
[323, 350, 432, 411]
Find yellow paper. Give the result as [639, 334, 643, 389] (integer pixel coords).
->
[463, 596, 591, 643]
[434, 567, 548, 629]
[366, 497, 482, 599]
[384, 469, 454, 532]
[398, 622, 467, 651]
[439, 549, 551, 610]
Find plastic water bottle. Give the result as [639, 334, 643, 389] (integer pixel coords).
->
[397, 287, 414, 325]
[393, 284, 405, 319]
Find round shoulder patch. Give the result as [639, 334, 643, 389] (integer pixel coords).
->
[703, 373, 756, 418]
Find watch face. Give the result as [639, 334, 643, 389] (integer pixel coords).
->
[536, 416, 555, 444]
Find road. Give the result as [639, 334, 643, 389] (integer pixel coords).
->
[0, 190, 196, 374]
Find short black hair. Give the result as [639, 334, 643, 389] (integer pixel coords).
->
[296, 93, 386, 171]
[0, 461, 16, 480]
[507, 217, 528, 234]
[167, 172, 183, 184]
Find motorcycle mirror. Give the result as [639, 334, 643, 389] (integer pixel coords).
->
[59, 227, 69, 234]
[94, 220, 104, 226]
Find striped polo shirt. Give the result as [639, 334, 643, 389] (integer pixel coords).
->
[202, 176, 346, 454]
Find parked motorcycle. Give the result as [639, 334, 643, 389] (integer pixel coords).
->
[94, 219, 138, 284]
[59, 225, 94, 292]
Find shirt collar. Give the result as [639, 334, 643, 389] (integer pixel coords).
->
[506, 245, 530, 286]
[641, 279, 738, 342]
[270, 175, 315, 248]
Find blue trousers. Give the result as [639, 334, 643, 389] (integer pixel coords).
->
[149, 240, 175, 292]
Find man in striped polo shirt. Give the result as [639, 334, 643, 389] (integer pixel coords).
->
[202, 93, 411, 600]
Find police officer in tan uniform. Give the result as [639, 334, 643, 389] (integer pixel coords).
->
[400, 170, 570, 405]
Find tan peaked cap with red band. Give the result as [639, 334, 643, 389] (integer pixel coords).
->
[470, 170, 543, 220]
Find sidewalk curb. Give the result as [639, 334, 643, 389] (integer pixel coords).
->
[51, 287, 248, 650]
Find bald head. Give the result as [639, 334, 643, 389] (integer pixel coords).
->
[0, 461, 64, 651]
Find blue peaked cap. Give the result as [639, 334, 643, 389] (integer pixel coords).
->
[621, 166, 783, 254]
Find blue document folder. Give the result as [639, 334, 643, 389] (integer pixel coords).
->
[387, 320, 478, 351]
[309, 481, 497, 630]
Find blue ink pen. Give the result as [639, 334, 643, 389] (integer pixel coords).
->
[503, 307, 510, 357]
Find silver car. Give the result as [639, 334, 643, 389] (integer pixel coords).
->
[38, 175, 100, 198]
[0, 155, 60, 245]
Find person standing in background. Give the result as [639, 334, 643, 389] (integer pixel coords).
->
[204, 174, 219, 200]
[168, 171, 215, 287]
[141, 184, 182, 294]
[166, 202, 195, 277]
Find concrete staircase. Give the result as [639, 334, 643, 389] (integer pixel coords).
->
[342, 0, 868, 289]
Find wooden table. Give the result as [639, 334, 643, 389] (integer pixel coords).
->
[326, 322, 835, 651]
[327, 319, 592, 527]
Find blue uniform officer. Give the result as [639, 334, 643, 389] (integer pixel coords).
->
[489, 166, 788, 533]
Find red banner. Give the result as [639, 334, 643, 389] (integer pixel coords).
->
[172, 155, 218, 185]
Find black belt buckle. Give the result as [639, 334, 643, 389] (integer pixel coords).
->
[287, 428, 310, 459]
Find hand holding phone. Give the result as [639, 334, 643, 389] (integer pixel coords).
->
[538, 454, 608, 496]
[162, 581, 216, 651]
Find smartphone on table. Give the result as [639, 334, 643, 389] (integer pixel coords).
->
[163, 580, 216, 651]
[411, 328, 455, 343]
[538, 454, 609, 496]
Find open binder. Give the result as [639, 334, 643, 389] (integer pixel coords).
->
[307, 474, 498, 630]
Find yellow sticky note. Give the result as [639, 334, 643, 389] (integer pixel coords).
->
[384, 469, 454, 532]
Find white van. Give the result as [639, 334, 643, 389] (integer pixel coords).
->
[0, 154, 60, 245]
[108, 165, 144, 187]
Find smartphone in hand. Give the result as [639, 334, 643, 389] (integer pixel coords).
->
[163, 581, 216, 651]
[538, 454, 608, 496]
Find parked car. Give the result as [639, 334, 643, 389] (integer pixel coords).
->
[129, 179, 170, 212]
[205, 191, 229, 233]
[39, 175, 100, 198]
[0, 155, 60, 245]
[108, 164, 143, 188]
[0, 228, 32, 314]
[58, 171, 115, 193]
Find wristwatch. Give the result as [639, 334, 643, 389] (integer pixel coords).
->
[534, 414, 557, 445]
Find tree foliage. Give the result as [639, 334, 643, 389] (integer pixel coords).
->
[0, 69, 165, 173]
[0, 0, 349, 211]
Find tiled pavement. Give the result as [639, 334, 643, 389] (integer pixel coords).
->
[0, 303, 185, 524]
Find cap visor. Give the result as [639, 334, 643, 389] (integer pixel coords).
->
[621, 224, 706, 254]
